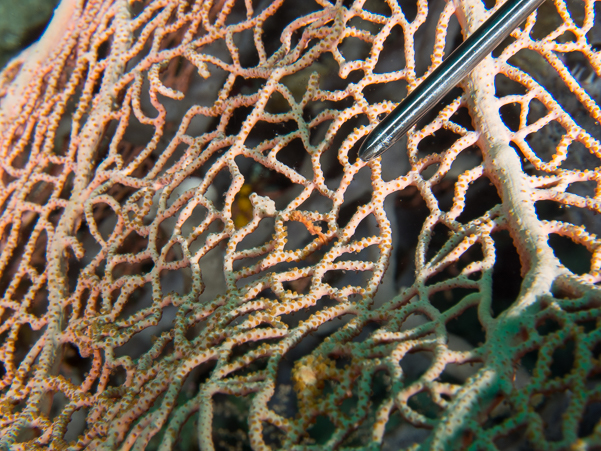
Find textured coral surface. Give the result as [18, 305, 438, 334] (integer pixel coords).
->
[0, 0, 600, 449]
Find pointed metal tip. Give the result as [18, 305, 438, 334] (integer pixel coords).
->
[358, 132, 390, 162]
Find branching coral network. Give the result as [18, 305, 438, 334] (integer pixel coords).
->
[0, 0, 599, 449]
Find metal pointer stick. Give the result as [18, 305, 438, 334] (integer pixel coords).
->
[358, 0, 546, 161]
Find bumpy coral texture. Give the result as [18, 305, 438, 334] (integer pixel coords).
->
[0, 0, 600, 449]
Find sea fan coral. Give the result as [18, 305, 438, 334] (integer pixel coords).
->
[0, 0, 599, 449]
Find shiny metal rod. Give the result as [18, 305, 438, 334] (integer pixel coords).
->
[358, 0, 546, 161]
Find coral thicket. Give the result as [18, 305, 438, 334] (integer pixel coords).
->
[0, 0, 599, 449]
